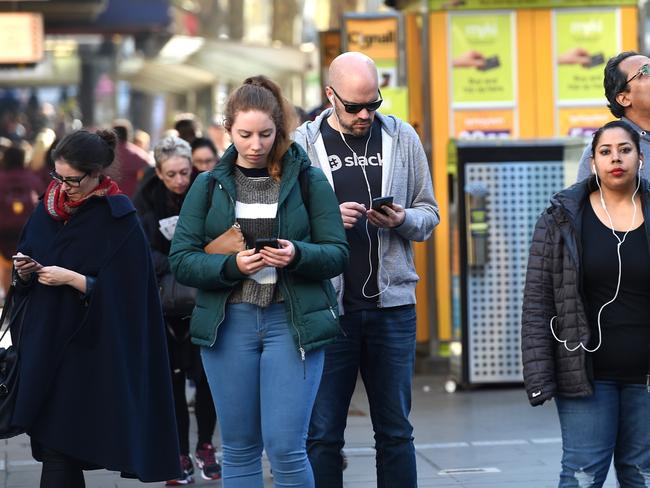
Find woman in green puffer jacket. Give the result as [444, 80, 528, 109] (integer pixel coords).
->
[169, 75, 348, 488]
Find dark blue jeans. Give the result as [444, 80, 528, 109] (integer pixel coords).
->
[556, 380, 650, 487]
[307, 305, 417, 488]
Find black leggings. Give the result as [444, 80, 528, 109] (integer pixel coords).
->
[39, 448, 85, 488]
[171, 369, 217, 455]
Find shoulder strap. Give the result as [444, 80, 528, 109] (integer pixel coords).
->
[206, 175, 217, 210]
[298, 167, 310, 213]
[0, 286, 14, 342]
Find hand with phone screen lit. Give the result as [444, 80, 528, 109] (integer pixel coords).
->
[12, 253, 42, 280]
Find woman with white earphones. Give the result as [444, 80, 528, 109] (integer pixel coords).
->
[522, 119, 650, 488]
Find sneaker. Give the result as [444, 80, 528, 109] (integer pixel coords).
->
[165, 454, 194, 486]
[194, 442, 222, 480]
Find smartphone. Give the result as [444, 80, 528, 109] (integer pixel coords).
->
[478, 55, 500, 71]
[254, 238, 279, 253]
[11, 254, 42, 270]
[371, 196, 394, 213]
[587, 53, 605, 67]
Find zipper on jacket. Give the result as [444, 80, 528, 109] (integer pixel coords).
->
[277, 206, 307, 377]
[209, 185, 238, 347]
[281, 273, 306, 378]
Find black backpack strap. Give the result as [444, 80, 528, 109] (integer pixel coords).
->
[298, 167, 310, 214]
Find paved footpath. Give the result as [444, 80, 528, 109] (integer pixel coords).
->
[0, 375, 619, 487]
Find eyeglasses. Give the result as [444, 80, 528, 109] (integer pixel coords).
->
[626, 64, 650, 84]
[49, 170, 89, 188]
[329, 87, 383, 114]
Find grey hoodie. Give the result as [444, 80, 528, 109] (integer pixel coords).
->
[294, 109, 440, 312]
[576, 116, 650, 181]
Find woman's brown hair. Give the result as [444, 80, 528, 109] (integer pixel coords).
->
[224, 75, 297, 180]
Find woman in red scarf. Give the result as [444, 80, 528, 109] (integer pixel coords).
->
[11, 129, 180, 487]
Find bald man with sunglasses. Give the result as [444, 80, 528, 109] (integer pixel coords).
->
[577, 51, 650, 181]
[294, 51, 439, 487]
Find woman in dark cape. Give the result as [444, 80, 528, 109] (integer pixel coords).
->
[11, 129, 180, 487]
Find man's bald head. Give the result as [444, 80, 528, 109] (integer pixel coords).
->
[328, 52, 378, 96]
[325, 52, 381, 136]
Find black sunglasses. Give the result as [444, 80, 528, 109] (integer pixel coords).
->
[329, 87, 383, 114]
[49, 170, 89, 188]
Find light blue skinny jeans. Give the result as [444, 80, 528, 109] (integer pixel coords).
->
[556, 380, 650, 488]
[201, 303, 324, 488]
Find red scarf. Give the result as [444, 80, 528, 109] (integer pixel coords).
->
[44, 176, 122, 221]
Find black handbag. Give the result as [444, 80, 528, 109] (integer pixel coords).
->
[0, 285, 27, 439]
[158, 273, 197, 317]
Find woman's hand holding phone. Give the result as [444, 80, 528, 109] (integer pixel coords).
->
[259, 239, 295, 268]
[12, 253, 42, 280]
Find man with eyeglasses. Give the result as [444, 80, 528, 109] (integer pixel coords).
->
[294, 51, 439, 487]
[577, 51, 650, 181]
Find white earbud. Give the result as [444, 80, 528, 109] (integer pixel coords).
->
[640, 160, 644, 169]
[592, 164, 596, 174]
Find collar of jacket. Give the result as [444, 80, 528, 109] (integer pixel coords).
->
[208, 141, 312, 207]
[550, 175, 650, 223]
[298, 108, 402, 146]
[621, 116, 650, 143]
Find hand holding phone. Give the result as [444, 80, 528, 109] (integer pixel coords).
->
[11, 254, 42, 270]
[371, 196, 394, 214]
[254, 238, 280, 253]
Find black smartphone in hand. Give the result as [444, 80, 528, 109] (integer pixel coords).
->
[371, 196, 394, 214]
[254, 238, 279, 253]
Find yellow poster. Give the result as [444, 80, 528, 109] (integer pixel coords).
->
[555, 10, 618, 103]
[450, 13, 514, 106]
[346, 17, 398, 62]
[558, 107, 613, 137]
[453, 109, 515, 139]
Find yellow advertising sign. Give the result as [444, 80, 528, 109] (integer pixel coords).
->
[558, 107, 613, 137]
[555, 10, 618, 103]
[453, 109, 515, 139]
[345, 17, 398, 61]
[429, 0, 635, 10]
[450, 13, 514, 106]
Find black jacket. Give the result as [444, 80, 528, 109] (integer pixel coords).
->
[13, 195, 180, 481]
[521, 176, 650, 406]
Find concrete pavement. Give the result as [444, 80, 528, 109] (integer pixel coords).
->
[0, 374, 619, 487]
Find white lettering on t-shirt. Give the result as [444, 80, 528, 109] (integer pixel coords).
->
[330, 152, 383, 172]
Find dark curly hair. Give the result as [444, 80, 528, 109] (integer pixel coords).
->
[604, 51, 640, 118]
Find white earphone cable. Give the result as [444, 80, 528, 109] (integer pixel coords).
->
[550, 165, 641, 352]
[330, 106, 390, 298]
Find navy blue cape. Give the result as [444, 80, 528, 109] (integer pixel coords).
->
[12, 194, 180, 482]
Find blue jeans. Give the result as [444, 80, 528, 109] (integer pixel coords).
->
[201, 303, 324, 488]
[556, 380, 650, 488]
[307, 305, 417, 488]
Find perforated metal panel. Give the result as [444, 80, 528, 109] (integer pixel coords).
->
[465, 162, 564, 383]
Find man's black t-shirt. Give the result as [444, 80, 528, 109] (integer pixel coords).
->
[321, 117, 383, 313]
[582, 201, 650, 384]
